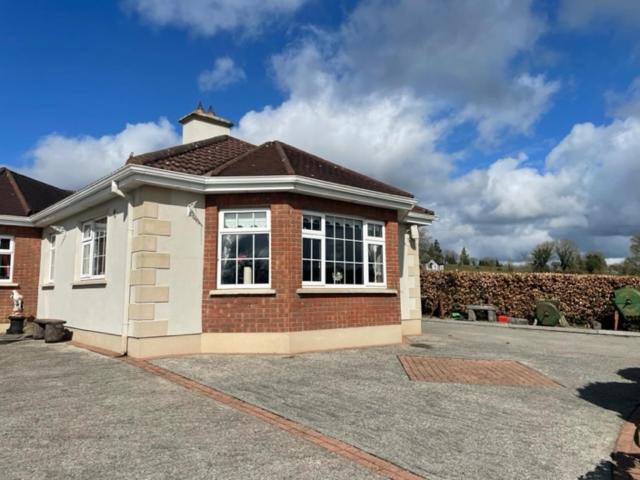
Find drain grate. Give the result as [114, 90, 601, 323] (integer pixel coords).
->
[398, 355, 560, 387]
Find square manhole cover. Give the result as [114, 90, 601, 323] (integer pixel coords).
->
[398, 355, 560, 387]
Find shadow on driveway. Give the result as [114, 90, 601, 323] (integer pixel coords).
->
[578, 368, 640, 479]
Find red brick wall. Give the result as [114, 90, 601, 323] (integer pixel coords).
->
[0, 226, 42, 319]
[201, 193, 400, 333]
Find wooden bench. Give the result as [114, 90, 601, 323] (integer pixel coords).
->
[32, 319, 67, 343]
[467, 304, 497, 322]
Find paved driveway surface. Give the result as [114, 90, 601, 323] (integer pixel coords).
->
[155, 321, 640, 480]
[0, 341, 378, 480]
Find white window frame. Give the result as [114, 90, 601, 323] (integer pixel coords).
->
[48, 233, 56, 283]
[217, 208, 272, 289]
[301, 211, 387, 288]
[0, 235, 15, 283]
[79, 218, 107, 279]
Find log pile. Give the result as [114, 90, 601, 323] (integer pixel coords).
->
[421, 270, 640, 326]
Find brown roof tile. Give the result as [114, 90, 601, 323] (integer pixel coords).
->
[126, 135, 255, 175]
[0, 167, 71, 216]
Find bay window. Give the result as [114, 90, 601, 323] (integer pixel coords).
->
[80, 218, 107, 278]
[0, 236, 14, 283]
[218, 209, 270, 288]
[301, 212, 386, 287]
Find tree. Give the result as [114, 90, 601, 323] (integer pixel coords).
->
[554, 239, 581, 272]
[530, 241, 554, 272]
[626, 233, 640, 274]
[418, 227, 432, 264]
[583, 251, 607, 273]
[459, 247, 471, 265]
[430, 239, 444, 265]
[444, 250, 458, 265]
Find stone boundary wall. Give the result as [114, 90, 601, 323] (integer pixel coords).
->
[421, 270, 640, 326]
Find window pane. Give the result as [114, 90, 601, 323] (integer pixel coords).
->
[302, 259, 311, 282]
[0, 238, 10, 250]
[325, 262, 335, 284]
[254, 260, 269, 284]
[221, 234, 237, 259]
[312, 260, 321, 282]
[345, 221, 353, 239]
[0, 267, 9, 280]
[312, 239, 321, 260]
[355, 241, 363, 262]
[368, 223, 382, 238]
[375, 264, 384, 283]
[368, 264, 375, 284]
[82, 224, 92, 240]
[326, 217, 334, 237]
[237, 212, 253, 228]
[312, 216, 321, 231]
[223, 213, 237, 228]
[237, 259, 252, 284]
[334, 263, 345, 283]
[345, 263, 354, 284]
[255, 234, 269, 258]
[326, 239, 334, 261]
[0, 254, 10, 279]
[93, 234, 106, 276]
[237, 234, 253, 258]
[335, 219, 344, 239]
[254, 212, 267, 228]
[302, 237, 311, 259]
[335, 240, 344, 261]
[354, 222, 363, 240]
[221, 260, 236, 284]
[302, 215, 311, 230]
[82, 243, 91, 276]
[355, 263, 364, 284]
[345, 240, 354, 261]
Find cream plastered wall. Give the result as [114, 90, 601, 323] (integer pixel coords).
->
[398, 224, 422, 335]
[37, 197, 129, 335]
[182, 121, 229, 144]
[128, 186, 205, 338]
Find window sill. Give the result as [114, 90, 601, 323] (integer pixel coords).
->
[296, 287, 397, 295]
[41, 283, 55, 290]
[209, 288, 276, 296]
[72, 279, 107, 288]
[0, 282, 19, 288]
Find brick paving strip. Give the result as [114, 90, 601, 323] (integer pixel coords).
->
[613, 404, 640, 479]
[125, 358, 424, 480]
[398, 355, 561, 387]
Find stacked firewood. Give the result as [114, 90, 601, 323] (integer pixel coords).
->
[421, 271, 640, 326]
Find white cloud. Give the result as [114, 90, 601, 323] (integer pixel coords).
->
[607, 77, 640, 119]
[560, 0, 640, 29]
[23, 118, 178, 190]
[123, 0, 308, 36]
[198, 56, 246, 91]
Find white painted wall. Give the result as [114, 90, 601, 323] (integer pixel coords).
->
[37, 196, 129, 335]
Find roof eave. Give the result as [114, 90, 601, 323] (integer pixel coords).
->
[0, 214, 33, 227]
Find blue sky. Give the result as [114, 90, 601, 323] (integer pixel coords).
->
[2, 0, 640, 260]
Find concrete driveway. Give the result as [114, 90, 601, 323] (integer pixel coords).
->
[0, 341, 379, 480]
[154, 321, 640, 480]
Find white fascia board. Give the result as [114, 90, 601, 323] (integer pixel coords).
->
[0, 215, 33, 227]
[32, 164, 417, 226]
[402, 211, 436, 226]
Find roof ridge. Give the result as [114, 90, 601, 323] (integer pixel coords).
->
[278, 141, 414, 198]
[4, 168, 31, 215]
[206, 141, 270, 176]
[128, 135, 255, 166]
[274, 141, 295, 175]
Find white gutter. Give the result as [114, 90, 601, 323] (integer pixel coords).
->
[31, 164, 418, 227]
[0, 215, 33, 227]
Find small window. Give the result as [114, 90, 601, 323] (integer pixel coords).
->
[0, 236, 14, 282]
[218, 209, 271, 288]
[48, 234, 56, 282]
[80, 218, 107, 279]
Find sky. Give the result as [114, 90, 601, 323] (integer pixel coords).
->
[1, 0, 640, 262]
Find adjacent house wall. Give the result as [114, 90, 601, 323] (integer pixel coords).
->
[0, 225, 41, 320]
[37, 197, 129, 336]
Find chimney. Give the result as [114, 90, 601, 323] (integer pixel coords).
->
[178, 103, 234, 144]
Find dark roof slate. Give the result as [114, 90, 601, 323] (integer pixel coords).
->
[0, 167, 71, 216]
[126, 135, 255, 175]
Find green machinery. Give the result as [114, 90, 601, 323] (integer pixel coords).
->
[535, 299, 568, 327]
[613, 286, 640, 330]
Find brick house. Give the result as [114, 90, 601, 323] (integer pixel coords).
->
[9, 106, 433, 357]
[0, 167, 70, 324]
